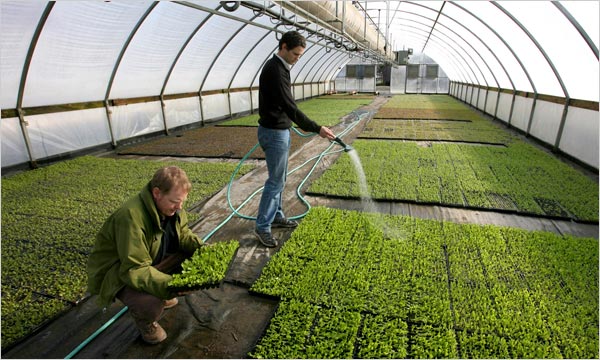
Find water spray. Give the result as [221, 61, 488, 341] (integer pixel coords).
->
[333, 136, 353, 152]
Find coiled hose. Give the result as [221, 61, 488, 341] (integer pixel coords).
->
[212, 112, 363, 233]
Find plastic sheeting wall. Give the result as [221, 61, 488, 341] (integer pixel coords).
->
[164, 97, 202, 129]
[333, 60, 378, 93]
[451, 83, 599, 170]
[111, 102, 164, 142]
[2, 1, 598, 171]
[363, 0, 599, 170]
[390, 66, 406, 94]
[1, 118, 28, 166]
[1, 1, 371, 169]
[403, 64, 449, 94]
[334, 77, 376, 93]
[371, 1, 599, 102]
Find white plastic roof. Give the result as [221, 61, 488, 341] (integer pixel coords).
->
[1, 1, 376, 108]
[1, 1, 598, 169]
[358, 0, 599, 101]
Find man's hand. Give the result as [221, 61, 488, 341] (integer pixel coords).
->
[319, 126, 336, 140]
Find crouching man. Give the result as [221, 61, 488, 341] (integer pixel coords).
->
[87, 166, 203, 344]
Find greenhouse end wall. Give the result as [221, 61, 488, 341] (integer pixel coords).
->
[451, 82, 599, 170]
[388, 65, 450, 94]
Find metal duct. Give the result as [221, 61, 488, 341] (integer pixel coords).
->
[278, 1, 390, 59]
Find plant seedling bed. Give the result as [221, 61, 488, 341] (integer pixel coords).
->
[217, 97, 373, 127]
[374, 108, 484, 121]
[118, 126, 313, 159]
[249, 207, 598, 359]
[1, 156, 254, 350]
[118, 95, 375, 158]
[307, 140, 598, 222]
[318, 93, 376, 100]
[382, 94, 473, 110]
[374, 94, 490, 122]
[4, 94, 596, 359]
[360, 118, 513, 145]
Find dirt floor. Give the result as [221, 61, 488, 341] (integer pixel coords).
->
[4, 94, 597, 359]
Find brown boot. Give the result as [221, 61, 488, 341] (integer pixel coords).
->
[135, 320, 167, 344]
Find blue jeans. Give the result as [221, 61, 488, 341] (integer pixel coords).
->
[256, 125, 290, 233]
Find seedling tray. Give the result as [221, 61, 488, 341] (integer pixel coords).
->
[166, 240, 240, 292]
[167, 280, 222, 293]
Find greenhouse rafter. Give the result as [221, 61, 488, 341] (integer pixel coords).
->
[1, 1, 598, 357]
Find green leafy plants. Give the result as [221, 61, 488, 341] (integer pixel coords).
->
[219, 98, 371, 127]
[308, 140, 598, 221]
[380, 94, 472, 111]
[360, 118, 513, 144]
[305, 308, 361, 359]
[168, 240, 239, 290]
[1, 156, 254, 349]
[250, 300, 319, 359]
[249, 207, 598, 358]
[358, 314, 408, 359]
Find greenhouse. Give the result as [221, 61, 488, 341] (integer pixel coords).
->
[1, 1, 598, 358]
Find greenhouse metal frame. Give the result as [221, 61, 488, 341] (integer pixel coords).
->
[1, 1, 597, 171]
[1, 1, 599, 358]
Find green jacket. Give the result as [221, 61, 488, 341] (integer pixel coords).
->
[86, 182, 202, 307]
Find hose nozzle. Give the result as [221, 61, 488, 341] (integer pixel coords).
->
[333, 136, 353, 152]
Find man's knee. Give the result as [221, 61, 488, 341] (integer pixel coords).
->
[117, 287, 164, 321]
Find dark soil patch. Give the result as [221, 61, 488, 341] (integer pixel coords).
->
[117, 126, 313, 159]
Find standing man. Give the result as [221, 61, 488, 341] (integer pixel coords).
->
[87, 166, 203, 344]
[255, 30, 336, 247]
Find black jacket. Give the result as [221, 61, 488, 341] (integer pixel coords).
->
[258, 55, 321, 133]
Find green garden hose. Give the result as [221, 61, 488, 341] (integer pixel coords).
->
[64, 110, 368, 359]
[64, 306, 128, 359]
[220, 115, 362, 223]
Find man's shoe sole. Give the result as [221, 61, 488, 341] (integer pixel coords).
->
[271, 223, 297, 228]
